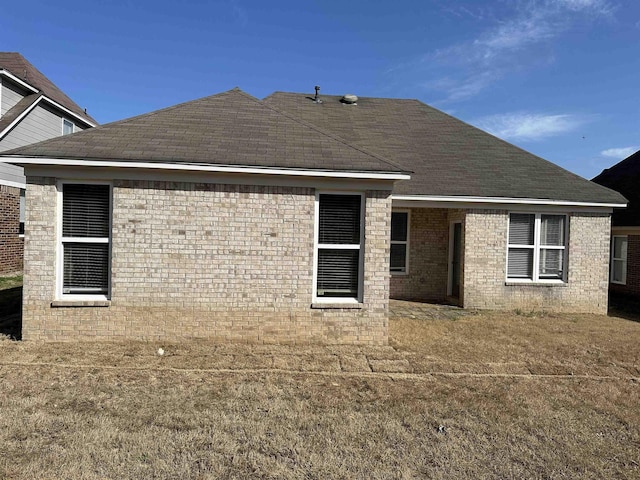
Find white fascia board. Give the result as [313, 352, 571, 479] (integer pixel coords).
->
[40, 96, 97, 128]
[0, 70, 39, 94]
[0, 95, 42, 139]
[8, 157, 411, 180]
[392, 194, 626, 209]
[0, 178, 26, 189]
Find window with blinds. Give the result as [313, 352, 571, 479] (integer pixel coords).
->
[61, 184, 111, 296]
[316, 193, 363, 299]
[611, 236, 627, 285]
[507, 213, 567, 282]
[390, 211, 409, 274]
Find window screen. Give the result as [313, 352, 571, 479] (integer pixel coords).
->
[61, 184, 110, 295]
[316, 194, 362, 299]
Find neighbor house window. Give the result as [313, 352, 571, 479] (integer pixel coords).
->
[59, 183, 111, 297]
[19, 189, 25, 235]
[62, 119, 74, 135]
[611, 235, 627, 285]
[390, 210, 409, 274]
[507, 213, 567, 281]
[315, 193, 363, 301]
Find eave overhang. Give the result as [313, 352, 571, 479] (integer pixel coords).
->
[5, 156, 411, 181]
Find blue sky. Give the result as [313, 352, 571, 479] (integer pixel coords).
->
[2, 0, 638, 179]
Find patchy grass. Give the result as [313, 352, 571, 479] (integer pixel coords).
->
[0, 310, 638, 479]
[0, 275, 22, 291]
[390, 310, 640, 377]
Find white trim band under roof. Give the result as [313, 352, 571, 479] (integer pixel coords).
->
[392, 194, 626, 208]
[0, 70, 39, 94]
[8, 157, 411, 180]
[0, 178, 26, 189]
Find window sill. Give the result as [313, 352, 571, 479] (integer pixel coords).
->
[391, 271, 408, 276]
[311, 302, 363, 309]
[505, 281, 568, 287]
[51, 300, 111, 308]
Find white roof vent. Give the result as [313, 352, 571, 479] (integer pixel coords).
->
[341, 94, 358, 105]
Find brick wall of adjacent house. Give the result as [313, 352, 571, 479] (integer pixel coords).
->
[22, 177, 392, 344]
[0, 184, 23, 275]
[610, 234, 640, 298]
[462, 209, 610, 313]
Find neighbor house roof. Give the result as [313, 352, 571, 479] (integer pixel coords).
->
[1, 88, 409, 177]
[0, 52, 97, 125]
[264, 92, 626, 205]
[592, 150, 640, 226]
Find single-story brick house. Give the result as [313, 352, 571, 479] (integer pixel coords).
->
[593, 150, 640, 298]
[0, 88, 626, 343]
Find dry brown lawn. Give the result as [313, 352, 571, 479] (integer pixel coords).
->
[0, 309, 638, 479]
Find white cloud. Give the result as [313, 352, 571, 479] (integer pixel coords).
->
[394, 0, 615, 103]
[474, 112, 587, 141]
[600, 146, 639, 159]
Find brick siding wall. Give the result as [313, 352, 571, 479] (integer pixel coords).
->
[610, 234, 640, 298]
[389, 208, 449, 302]
[22, 177, 391, 344]
[0, 185, 23, 275]
[463, 209, 610, 314]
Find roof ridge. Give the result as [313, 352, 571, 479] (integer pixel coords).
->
[260, 93, 411, 173]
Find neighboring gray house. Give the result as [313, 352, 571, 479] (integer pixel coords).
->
[0, 88, 626, 344]
[0, 52, 96, 275]
[593, 150, 640, 298]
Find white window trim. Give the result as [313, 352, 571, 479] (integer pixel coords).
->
[312, 191, 365, 304]
[611, 235, 628, 285]
[56, 180, 112, 301]
[62, 118, 75, 135]
[390, 209, 410, 276]
[506, 213, 568, 284]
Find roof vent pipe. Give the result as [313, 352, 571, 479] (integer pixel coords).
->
[314, 85, 322, 103]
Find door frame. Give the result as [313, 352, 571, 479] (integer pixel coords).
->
[447, 221, 462, 298]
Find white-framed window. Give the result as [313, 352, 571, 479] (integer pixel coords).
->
[507, 213, 567, 282]
[58, 182, 111, 299]
[314, 192, 364, 302]
[390, 210, 410, 274]
[62, 119, 74, 135]
[611, 235, 628, 285]
[19, 188, 25, 236]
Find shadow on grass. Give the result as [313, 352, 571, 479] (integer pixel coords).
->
[608, 292, 640, 323]
[0, 286, 22, 340]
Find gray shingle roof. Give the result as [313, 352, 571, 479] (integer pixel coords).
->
[0, 52, 96, 125]
[592, 150, 639, 226]
[264, 92, 626, 204]
[2, 89, 407, 174]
